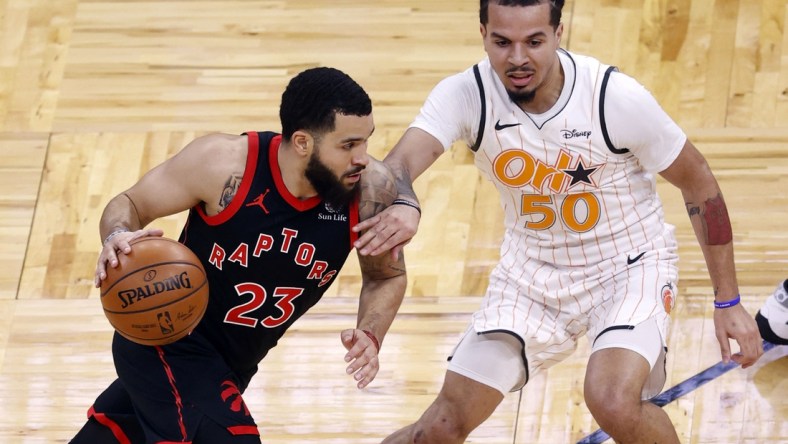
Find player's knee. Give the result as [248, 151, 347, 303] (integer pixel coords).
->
[413, 403, 472, 443]
[585, 383, 642, 428]
[412, 420, 467, 444]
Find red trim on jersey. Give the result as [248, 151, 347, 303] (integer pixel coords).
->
[228, 425, 261, 436]
[196, 132, 259, 225]
[88, 406, 132, 444]
[269, 135, 322, 211]
[349, 194, 359, 248]
[155, 346, 189, 442]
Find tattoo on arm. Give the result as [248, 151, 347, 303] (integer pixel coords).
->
[394, 173, 418, 202]
[386, 159, 418, 203]
[360, 252, 406, 276]
[685, 193, 732, 245]
[359, 164, 398, 221]
[358, 247, 406, 279]
[219, 173, 243, 210]
[702, 194, 732, 245]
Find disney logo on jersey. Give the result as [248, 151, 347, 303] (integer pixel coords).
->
[493, 148, 602, 193]
[560, 129, 592, 139]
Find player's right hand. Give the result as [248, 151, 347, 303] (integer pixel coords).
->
[340, 328, 380, 389]
[713, 303, 763, 368]
[95, 228, 164, 288]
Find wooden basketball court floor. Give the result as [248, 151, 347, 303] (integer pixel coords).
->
[1, 0, 786, 442]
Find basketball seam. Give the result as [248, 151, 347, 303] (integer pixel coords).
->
[103, 280, 208, 315]
[107, 287, 209, 345]
[100, 262, 205, 298]
[109, 302, 207, 345]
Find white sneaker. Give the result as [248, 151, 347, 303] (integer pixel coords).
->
[756, 279, 788, 345]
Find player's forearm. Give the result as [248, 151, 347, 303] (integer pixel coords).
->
[356, 274, 406, 347]
[99, 193, 144, 241]
[696, 242, 739, 301]
[383, 128, 444, 202]
[383, 156, 419, 204]
[684, 191, 739, 301]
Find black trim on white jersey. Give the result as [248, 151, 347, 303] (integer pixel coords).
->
[600, 66, 630, 154]
[520, 48, 577, 130]
[593, 324, 635, 347]
[492, 329, 530, 389]
[447, 328, 530, 390]
[470, 64, 486, 153]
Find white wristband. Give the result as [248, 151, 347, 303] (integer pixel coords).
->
[103, 229, 129, 246]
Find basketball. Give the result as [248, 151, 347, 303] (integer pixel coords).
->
[100, 236, 209, 346]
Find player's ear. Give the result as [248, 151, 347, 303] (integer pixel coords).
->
[291, 130, 313, 156]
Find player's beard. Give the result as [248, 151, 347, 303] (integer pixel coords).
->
[507, 88, 536, 105]
[505, 66, 537, 105]
[305, 150, 361, 210]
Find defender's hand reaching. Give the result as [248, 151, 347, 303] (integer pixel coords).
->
[353, 203, 419, 258]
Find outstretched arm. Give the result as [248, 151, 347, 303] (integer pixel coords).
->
[353, 127, 445, 257]
[95, 133, 247, 287]
[659, 140, 762, 368]
[341, 158, 407, 388]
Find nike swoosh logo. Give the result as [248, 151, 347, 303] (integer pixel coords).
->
[494, 120, 521, 131]
[626, 252, 646, 265]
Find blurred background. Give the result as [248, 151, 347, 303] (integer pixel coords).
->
[1, 1, 786, 442]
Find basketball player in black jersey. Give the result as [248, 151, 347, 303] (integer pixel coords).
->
[71, 67, 408, 444]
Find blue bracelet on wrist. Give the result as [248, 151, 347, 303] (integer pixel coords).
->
[713, 294, 740, 309]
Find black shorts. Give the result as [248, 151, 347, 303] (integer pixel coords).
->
[73, 331, 260, 444]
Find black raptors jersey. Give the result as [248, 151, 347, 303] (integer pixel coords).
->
[179, 131, 359, 386]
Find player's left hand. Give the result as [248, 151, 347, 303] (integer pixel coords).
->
[340, 328, 380, 389]
[353, 204, 419, 258]
[713, 303, 763, 368]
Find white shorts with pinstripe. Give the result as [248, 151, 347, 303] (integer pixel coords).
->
[448, 227, 679, 398]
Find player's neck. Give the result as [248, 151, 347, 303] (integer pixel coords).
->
[278, 142, 318, 200]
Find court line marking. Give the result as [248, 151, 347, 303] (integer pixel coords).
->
[576, 340, 779, 444]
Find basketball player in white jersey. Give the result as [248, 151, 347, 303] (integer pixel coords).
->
[354, 1, 763, 442]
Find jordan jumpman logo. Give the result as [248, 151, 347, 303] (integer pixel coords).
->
[246, 189, 270, 214]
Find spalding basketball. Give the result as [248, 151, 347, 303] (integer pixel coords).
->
[100, 236, 209, 346]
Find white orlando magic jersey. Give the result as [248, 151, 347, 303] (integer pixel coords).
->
[411, 50, 686, 266]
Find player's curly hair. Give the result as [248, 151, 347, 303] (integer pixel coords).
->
[480, 0, 564, 29]
[279, 67, 372, 142]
